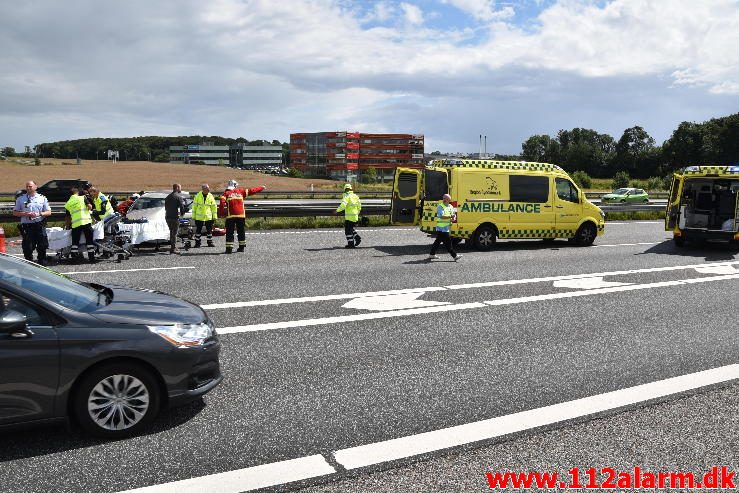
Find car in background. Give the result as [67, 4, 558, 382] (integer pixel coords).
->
[0, 253, 222, 438]
[15, 179, 91, 202]
[601, 187, 649, 204]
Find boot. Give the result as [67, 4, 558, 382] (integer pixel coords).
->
[225, 247, 233, 254]
[88, 253, 97, 264]
[194, 240, 201, 248]
[207, 240, 215, 247]
[237, 246, 245, 253]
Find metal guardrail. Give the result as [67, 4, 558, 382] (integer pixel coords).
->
[0, 198, 665, 222]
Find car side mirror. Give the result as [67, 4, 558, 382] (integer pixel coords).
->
[0, 310, 29, 334]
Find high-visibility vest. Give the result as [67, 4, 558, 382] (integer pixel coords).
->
[65, 195, 92, 228]
[436, 203, 454, 230]
[93, 194, 114, 220]
[337, 192, 361, 222]
[193, 191, 217, 221]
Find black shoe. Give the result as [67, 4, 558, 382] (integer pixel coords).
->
[225, 248, 233, 254]
[207, 241, 215, 247]
[36, 259, 47, 267]
[355, 236, 362, 247]
[345, 244, 355, 249]
[194, 241, 201, 248]
[237, 246, 245, 253]
[88, 255, 97, 264]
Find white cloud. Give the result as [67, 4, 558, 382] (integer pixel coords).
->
[400, 2, 424, 25]
[442, 0, 514, 21]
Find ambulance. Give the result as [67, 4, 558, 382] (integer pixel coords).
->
[391, 159, 605, 250]
[665, 165, 739, 247]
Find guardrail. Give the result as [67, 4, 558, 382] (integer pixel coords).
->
[0, 198, 666, 222]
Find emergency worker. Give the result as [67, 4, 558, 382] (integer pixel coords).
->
[336, 183, 362, 248]
[428, 193, 462, 261]
[192, 183, 217, 247]
[64, 186, 96, 263]
[219, 179, 265, 254]
[89, 187, 115, 223]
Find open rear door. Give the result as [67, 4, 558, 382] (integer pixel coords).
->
[391, 168, 422, 225]
[735, 189, 739, 233]
[665, 173, 683, 230]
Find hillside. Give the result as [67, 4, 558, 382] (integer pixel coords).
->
[1, 158, 338, 193]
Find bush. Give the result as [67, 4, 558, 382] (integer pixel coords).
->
[662, 175, 674, 191]
[612, 171, 630, 189]
[287, 168, 304, 178]
[571, 171, 592, 189]
[629, 179, 648, 190]
[34, 157, 41, 166]
[646, 176, 665, 191]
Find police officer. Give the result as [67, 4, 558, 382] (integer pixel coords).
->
[64, 186, 96, 263]
[335, 183, 362, 248]
[12, 181, 51, 265]
[192, 183, 217, 247]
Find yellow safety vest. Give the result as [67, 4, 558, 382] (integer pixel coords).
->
[193, 191, 217, 221]
[65, 195, 92, 228]
[93, 194, 114, 220]
[436, 203, 454, 230]
[337, 192, 361, 222]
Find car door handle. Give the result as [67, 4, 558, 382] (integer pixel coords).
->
[556, 206, 564, 209]
[10, 330, 33, 338]
[543, 205, 552, 208]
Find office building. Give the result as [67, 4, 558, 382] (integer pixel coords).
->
[169, 143, 230, 165]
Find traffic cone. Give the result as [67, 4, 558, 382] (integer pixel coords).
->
[0, 227, 5, 253]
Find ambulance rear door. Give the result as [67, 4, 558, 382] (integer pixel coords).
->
[665, 173, 684, 231]
[391, 168, 422, 225]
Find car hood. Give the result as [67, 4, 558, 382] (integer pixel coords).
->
[90, 286, 206, 326]
[602, 194, 621, 199]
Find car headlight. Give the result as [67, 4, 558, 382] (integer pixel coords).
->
[148, 322, 213, 348]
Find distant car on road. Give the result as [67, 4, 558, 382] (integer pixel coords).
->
[601, 188, 649, 204]
[15, 179, 91, 202]
[0, 253, 222, 438]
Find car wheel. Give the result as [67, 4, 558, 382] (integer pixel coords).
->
[620, 199, 626, 203]
[643, 199, 649, 203]
[473, 225, 496, 251]
[73, 362, 161, 438]
[674, 237, 686, 247]
[574, 223, 597, 246]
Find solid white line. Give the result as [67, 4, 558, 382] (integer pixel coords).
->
[606, 221, 663, 225]
[203, 287, 446, 309]
[216, 274, 739, 334]
[64, 266, 196, 275]
[594, 242, 658, 247]
[334, 364, 739, 469]
[117, 454, 335, 493]
[243, 227, 417, 236]
[217, 302, 486, 334]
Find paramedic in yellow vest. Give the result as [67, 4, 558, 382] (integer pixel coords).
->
[336, 183, 362, 248]
[428, 193, 462, 261]
[192, 183, 217, 247]
[64, 186, 96, 263]
[89, 187, 115, 223]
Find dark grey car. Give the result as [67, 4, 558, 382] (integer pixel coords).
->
[0, 253, 222, 438]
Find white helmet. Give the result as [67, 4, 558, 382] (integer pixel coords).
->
[227, 179, 239, 189]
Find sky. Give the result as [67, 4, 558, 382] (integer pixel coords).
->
[1, 0, 738, 154]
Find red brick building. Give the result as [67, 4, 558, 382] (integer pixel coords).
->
[290, 132, 424, 181]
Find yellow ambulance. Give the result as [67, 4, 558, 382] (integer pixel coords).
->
[391, 159, 605, 250]
[665, 165, 739, 247]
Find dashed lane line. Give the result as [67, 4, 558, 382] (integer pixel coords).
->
[116, 364, 739, 491]
[204, 260, 739, 310]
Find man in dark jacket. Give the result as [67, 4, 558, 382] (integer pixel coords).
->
[165, 184, 186, 254]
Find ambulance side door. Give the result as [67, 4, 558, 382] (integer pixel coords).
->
[391, 168, 422, 225]
[554, 177, 582, 230]
[665, 174, 684, 231]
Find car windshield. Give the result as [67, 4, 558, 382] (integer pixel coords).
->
[613, 188, 630, 194]
[130, 197, 165, 211]
[0, 254, 103, 312]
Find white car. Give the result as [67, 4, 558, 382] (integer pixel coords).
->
[125, 192, 193, 222]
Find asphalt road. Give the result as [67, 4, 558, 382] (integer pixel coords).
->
[1, 221, 738, 493]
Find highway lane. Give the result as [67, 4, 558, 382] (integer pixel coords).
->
[1, 221, 738, 493]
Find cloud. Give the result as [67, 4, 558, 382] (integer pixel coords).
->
[0, 0, 737, 154]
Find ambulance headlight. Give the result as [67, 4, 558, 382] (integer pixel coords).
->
[148, 322, 214, 347]
[684, 166, 700, 172]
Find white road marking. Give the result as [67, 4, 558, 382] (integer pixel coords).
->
[695, 265, 738, 275]
[64, 266, 196, 275]
[217, 273, 739, 334]
[593, 242, 658, 247]
[606, 221, 664, 225]
[342, 292, 450, 311]
[117, 455, 335, 493]
[206, 260, 739, 311]
[243, 227, 417, 235]
[553, 277, 631, 290]
[217, 302, 486, 334]
[334, 364, 739, 469]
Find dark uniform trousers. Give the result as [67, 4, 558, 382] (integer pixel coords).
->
[344, 220, 361, 247]
[21, 223, 48, 262]
[430, 231, 457, 258]
[225, 218, 246, 249]
[71, 224, 95, 258]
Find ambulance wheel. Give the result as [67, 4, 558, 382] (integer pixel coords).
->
[574, 223, 597, 246]
[730, 240, 739, 251]
[674, 237, 685, 248]
[473, 225, 496, 251]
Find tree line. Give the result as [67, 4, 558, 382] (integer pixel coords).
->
[28, 136, 288, 162]
[519, 112, 739, 179]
